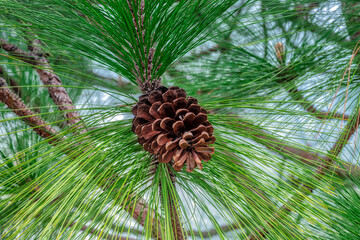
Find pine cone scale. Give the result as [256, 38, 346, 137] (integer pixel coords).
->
[160, 117, 175, 132]
[173, 121, 185, 135]
[152, 119, 162, 131]
[183, 112, 196, 127]
[157, 133, 171, 146]
[149, 102, 162, 118]
[175, 108, 188, 119]
[165, 138, 180, 151]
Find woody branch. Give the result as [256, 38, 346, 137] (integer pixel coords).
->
[1, 39, 84, 130]
[247, 97, 360, 239]
[0, 39, 161, 238]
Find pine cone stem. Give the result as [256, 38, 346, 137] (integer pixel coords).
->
[168, 167, 184, 240]
[159, 165, 184, 240]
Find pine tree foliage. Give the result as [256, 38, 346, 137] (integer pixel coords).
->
[0, 0, 360, 239]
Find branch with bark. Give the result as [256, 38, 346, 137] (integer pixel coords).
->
[288, 88, 349, 120]
[248, 123, 360, 178]
[0, 40, 160, 238]
[122, 193, 162, 240]
[0, 77, 63, 143]
[166, 167, 184, 240]
[0, 39, 37, 64]
[0, 66, 22, 97]
[1, 39, 84, 130]
[29, 39, 84, 129]
[247, 104, 360, 239]
[125, 1, 184, 238]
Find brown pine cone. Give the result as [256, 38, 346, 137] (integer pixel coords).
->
[132, 86, 215, 172]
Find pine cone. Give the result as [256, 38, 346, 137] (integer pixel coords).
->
[132, 86, 215, 172]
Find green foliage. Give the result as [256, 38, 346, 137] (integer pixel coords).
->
[0, 0, 239, 84]
[309, 176, 360, 240]
[0, 0, 360, 240]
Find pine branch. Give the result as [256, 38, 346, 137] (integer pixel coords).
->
[0, 39, 37, 64]
[288, 88, 350, 120]
[253, 128, 360, 178]
[123, 194, 162, 240]
[158, 165, 184, 240]
[0, 65, 22, 97]
[167, 167, 184, 240]
[125, 1, 185, 237]
[0, 69, 158, 238]
[247, 104, 360, 239]
[28, 39, 85, 130]
[0, 77, 63, 143]
[1, 39, 84, 130]
[126, 0, 160, 93]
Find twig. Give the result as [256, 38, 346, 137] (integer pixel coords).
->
[0, 77, 63, 143]
[122, 194, 162, 240]
[288, 88, 350, 120]
[28, 39, 85, 130]
[0, 65, 22, 97]
[1, 39, 158, 235]
[1, 39, 84, 130]
[0, 39, 37, 64]
[168, 168, 184, 240]
[247, 105, 360, 239]
[158, 165, 184, 240]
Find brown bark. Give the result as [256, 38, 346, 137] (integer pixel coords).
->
[168, 168, 184, 240]
[28, 39, 84, 129]
[123, 194, 162, 240]
[1, 38, 159, 235]
[158, 166, 184, 240]
[0, 39, 37, 64]
[0, 66, 22, 97]
[1, 39, 84, 130]
[0, 77, 62, 143]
